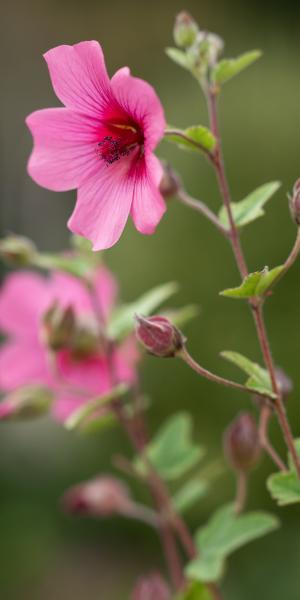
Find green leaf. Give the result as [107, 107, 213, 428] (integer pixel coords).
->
[267, 471, 300, 506]
[219, 181, 281, 228]
[108, 282, 178, 340]
[220, 265, 284, 299]
[135, 412, 204, 481]
[163, 305, 199, 329]
[220, 351, 274, 397]
[173, 478, 209, 513]
[34, 253, 94, 279]
[186, 504, 279, 582]
[166, 125, 216, 154]
[176, 581, 214, 600]
[65, 383, 128, 431]
[165, 47, 190, 70]
[212, 50, 262, 85]
[288, 438, 300, 471]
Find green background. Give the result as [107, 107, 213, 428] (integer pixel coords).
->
[1, 0, 300, 598]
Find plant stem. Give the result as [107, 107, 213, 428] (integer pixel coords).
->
[258, 405, 287, 471]
[234, 471, 248, 515]
[206, 88, 300, 477]
[179, 346, 273, 400]
[177, 188, 230, 237]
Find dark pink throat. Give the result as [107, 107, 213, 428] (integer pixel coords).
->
[97, 124, 144, 165]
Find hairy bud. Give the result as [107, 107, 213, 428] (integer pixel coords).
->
[173, 12, 198, 48]
[131, 572, 171, 600]
[159, 162, 181, 199]
[135, 315, 185, 358]
[224, 412, 261, 472]
[0, 235, 37, 266]
[289, 178, 300, 225]
[275, 366, 293, 399]
[62, 476, 132, 517]
[0, 385, 53, 421]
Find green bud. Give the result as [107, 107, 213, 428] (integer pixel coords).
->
[0, 385, 53, 421]
[173, 12, 198, 48]
[43, 302, 76, 351]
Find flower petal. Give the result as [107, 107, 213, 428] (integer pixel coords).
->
[0, 272, 49, 337]
[68, 156, 134, 250]
[0, 340, 49, 390]
[111, 67, 166, 150]
[44, 41, 111, 116]
[26, 108, 100, 191]
[130, 153, 166, 234]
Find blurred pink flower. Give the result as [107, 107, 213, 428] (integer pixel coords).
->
[26, 41, 166, 250]
[0, 268, 137, 421]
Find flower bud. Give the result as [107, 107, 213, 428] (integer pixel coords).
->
[173, 12, 198, 48]
[0, 385, 53, 421]
[131, 572, 171, 600]
[275, 366, 293, 399]
[135, 315, 185, 358]
[289, 178, 300, 225]
[43, 302, 76, 351]
[224, 412, 261, 472]
[0, 235, 37, 266]
[159, 162, 181, 199]
[62, 476, 132, 517]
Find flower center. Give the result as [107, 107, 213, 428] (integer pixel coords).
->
[97, 123, 143, 165]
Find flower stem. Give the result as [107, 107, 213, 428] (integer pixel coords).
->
[234, 471, 248, 515]
[179, 346, 273, 400]
[177, 188, 229, 237]
[206, 87, 300, 477]
[258, 405, 287, 471]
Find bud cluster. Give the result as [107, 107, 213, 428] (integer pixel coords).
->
[173, 11, 224, 81]
[42, 302, 100, 358]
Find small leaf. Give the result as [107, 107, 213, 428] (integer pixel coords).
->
[65, 384, 128, 431]
[176, 581, 214, 600]
[220, 265, 284, 299]
[166, 125, 216, 154]
[166, 47, 190, 70]
[220, 351, 274, 397]
[219, 181, 281, 228]
[186, 554, 224, 584]
[135, 412, 204, 481]
[186, 504, 279, 582]
[173, 478, 209, 513]
[108, 282, 178, 340]
[267, 471, 300, 506]
[212, 50, 262, 85]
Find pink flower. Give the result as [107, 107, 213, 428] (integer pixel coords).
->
[26, 41, 167, 250]
[0, 267, 137, 421]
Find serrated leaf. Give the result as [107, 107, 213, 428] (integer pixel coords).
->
[186, 504, 279, 582]
[220, 351, 274, 397]
[166, 47, 190, 70]
[173, 478, 209, 513]
[212, 50, 262, 85]
[65, 384, 128, 431]
[108, 282, 178, 340]
[176, 581, 214, 600]
[219, 181, 281, 228]
[135, 412, 204, 481]
[166, 125, 216, 154]
[267, 471, 300, 506]
[220, 265, 284, 299]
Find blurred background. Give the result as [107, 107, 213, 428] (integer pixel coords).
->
[1, 0, 300, 598]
